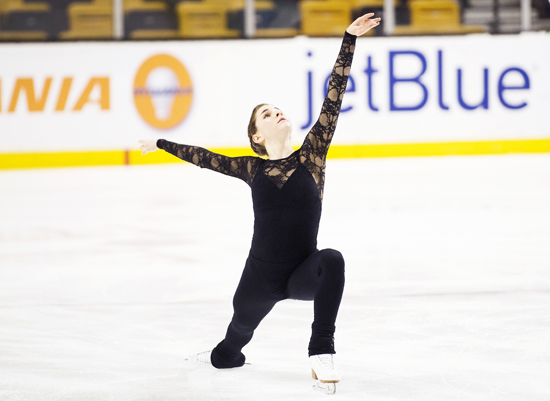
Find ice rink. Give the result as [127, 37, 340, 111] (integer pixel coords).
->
[1, 154, 549, 401]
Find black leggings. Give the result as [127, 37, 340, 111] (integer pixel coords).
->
[210, 248, 345, 369]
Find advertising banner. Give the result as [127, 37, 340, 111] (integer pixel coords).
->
[0, 32, 549, 166]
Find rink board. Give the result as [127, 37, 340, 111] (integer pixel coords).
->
[0, 32, 549, 168]
[1, 138, 550, 169]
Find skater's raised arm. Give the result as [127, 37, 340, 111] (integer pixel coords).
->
[301, 13, 380, 158]
[138, 139, 258, 184]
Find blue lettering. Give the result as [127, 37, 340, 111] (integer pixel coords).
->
[389, 51, 428, 111]
[301, 52, 314, 130]
[301, 49, 530, 118]
[457, 68, 489, 110]
[364, 56, 379, 112]
[498, 67, 530, 109]
[438, 50, 449, 110]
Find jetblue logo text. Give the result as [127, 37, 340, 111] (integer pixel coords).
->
[301, 49, 530, 130]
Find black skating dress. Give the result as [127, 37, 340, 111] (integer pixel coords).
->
[157, 32, 356, 369]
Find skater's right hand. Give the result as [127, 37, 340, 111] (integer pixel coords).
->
[346, 13, 381, 36]
[139, 139, 158, 155]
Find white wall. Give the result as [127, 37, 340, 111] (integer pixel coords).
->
[1, 32, 549, 153]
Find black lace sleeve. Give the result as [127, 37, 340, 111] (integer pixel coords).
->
[299, 32, 357, 201]
[157, 139, 259, 185]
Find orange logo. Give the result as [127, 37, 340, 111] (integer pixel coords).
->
[133, 54, 193, 129]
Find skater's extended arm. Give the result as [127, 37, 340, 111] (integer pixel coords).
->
[139, 139, 258, 184]
[302, 14, 380, 158]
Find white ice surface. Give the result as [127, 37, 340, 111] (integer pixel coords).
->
[0, 155, 549, 401]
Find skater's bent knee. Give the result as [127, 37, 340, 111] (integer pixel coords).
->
[319, 249, 345, 269]
[317, 249, 345, 282]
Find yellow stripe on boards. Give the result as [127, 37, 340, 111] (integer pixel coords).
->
[0, 150, 126, 170]
[1, 139, 549, 170]
[327, 138, 550, 159]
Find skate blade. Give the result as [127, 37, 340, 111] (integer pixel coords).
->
[184, 357, 251, 367]
[313, 380, 336, 395]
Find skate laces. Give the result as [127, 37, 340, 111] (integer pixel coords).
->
[316, 354, 334, 372]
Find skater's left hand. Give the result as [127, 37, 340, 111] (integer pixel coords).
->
[139, 139, 158, 155]
[346, 13, 381, 36]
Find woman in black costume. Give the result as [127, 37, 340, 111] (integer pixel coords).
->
[139, 13, 380, 392]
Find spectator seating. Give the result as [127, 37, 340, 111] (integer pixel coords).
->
[228, 0, 299, 37]
[0, 0, 51, 41]
[59, 0, 112, 39]
[299, 0, 352, 36]
[176, 0, 240, 38]
[300, 0, 484, 36]
[533, 0, 550, 19]
[125, 0, 179, 39]
[352, 0, 410, 33]
[20, 0, 94, 39]
[1, 0, 491, 41]
[176, 0, 278, 38]
[393, 0, 485, 34]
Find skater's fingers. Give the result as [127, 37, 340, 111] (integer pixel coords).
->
[354, 13, 375, 25]
[347, 13, 381, 36]
[359, 13, 374, 20]
[138, 139, 158, 155]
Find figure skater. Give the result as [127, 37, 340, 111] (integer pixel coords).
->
[139, 13, 380, 394]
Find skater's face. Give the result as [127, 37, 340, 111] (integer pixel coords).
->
[253, 104, 292, 147]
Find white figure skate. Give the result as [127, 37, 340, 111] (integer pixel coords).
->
[310, 354, 340, 395]
[185, 350, 213, 367]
